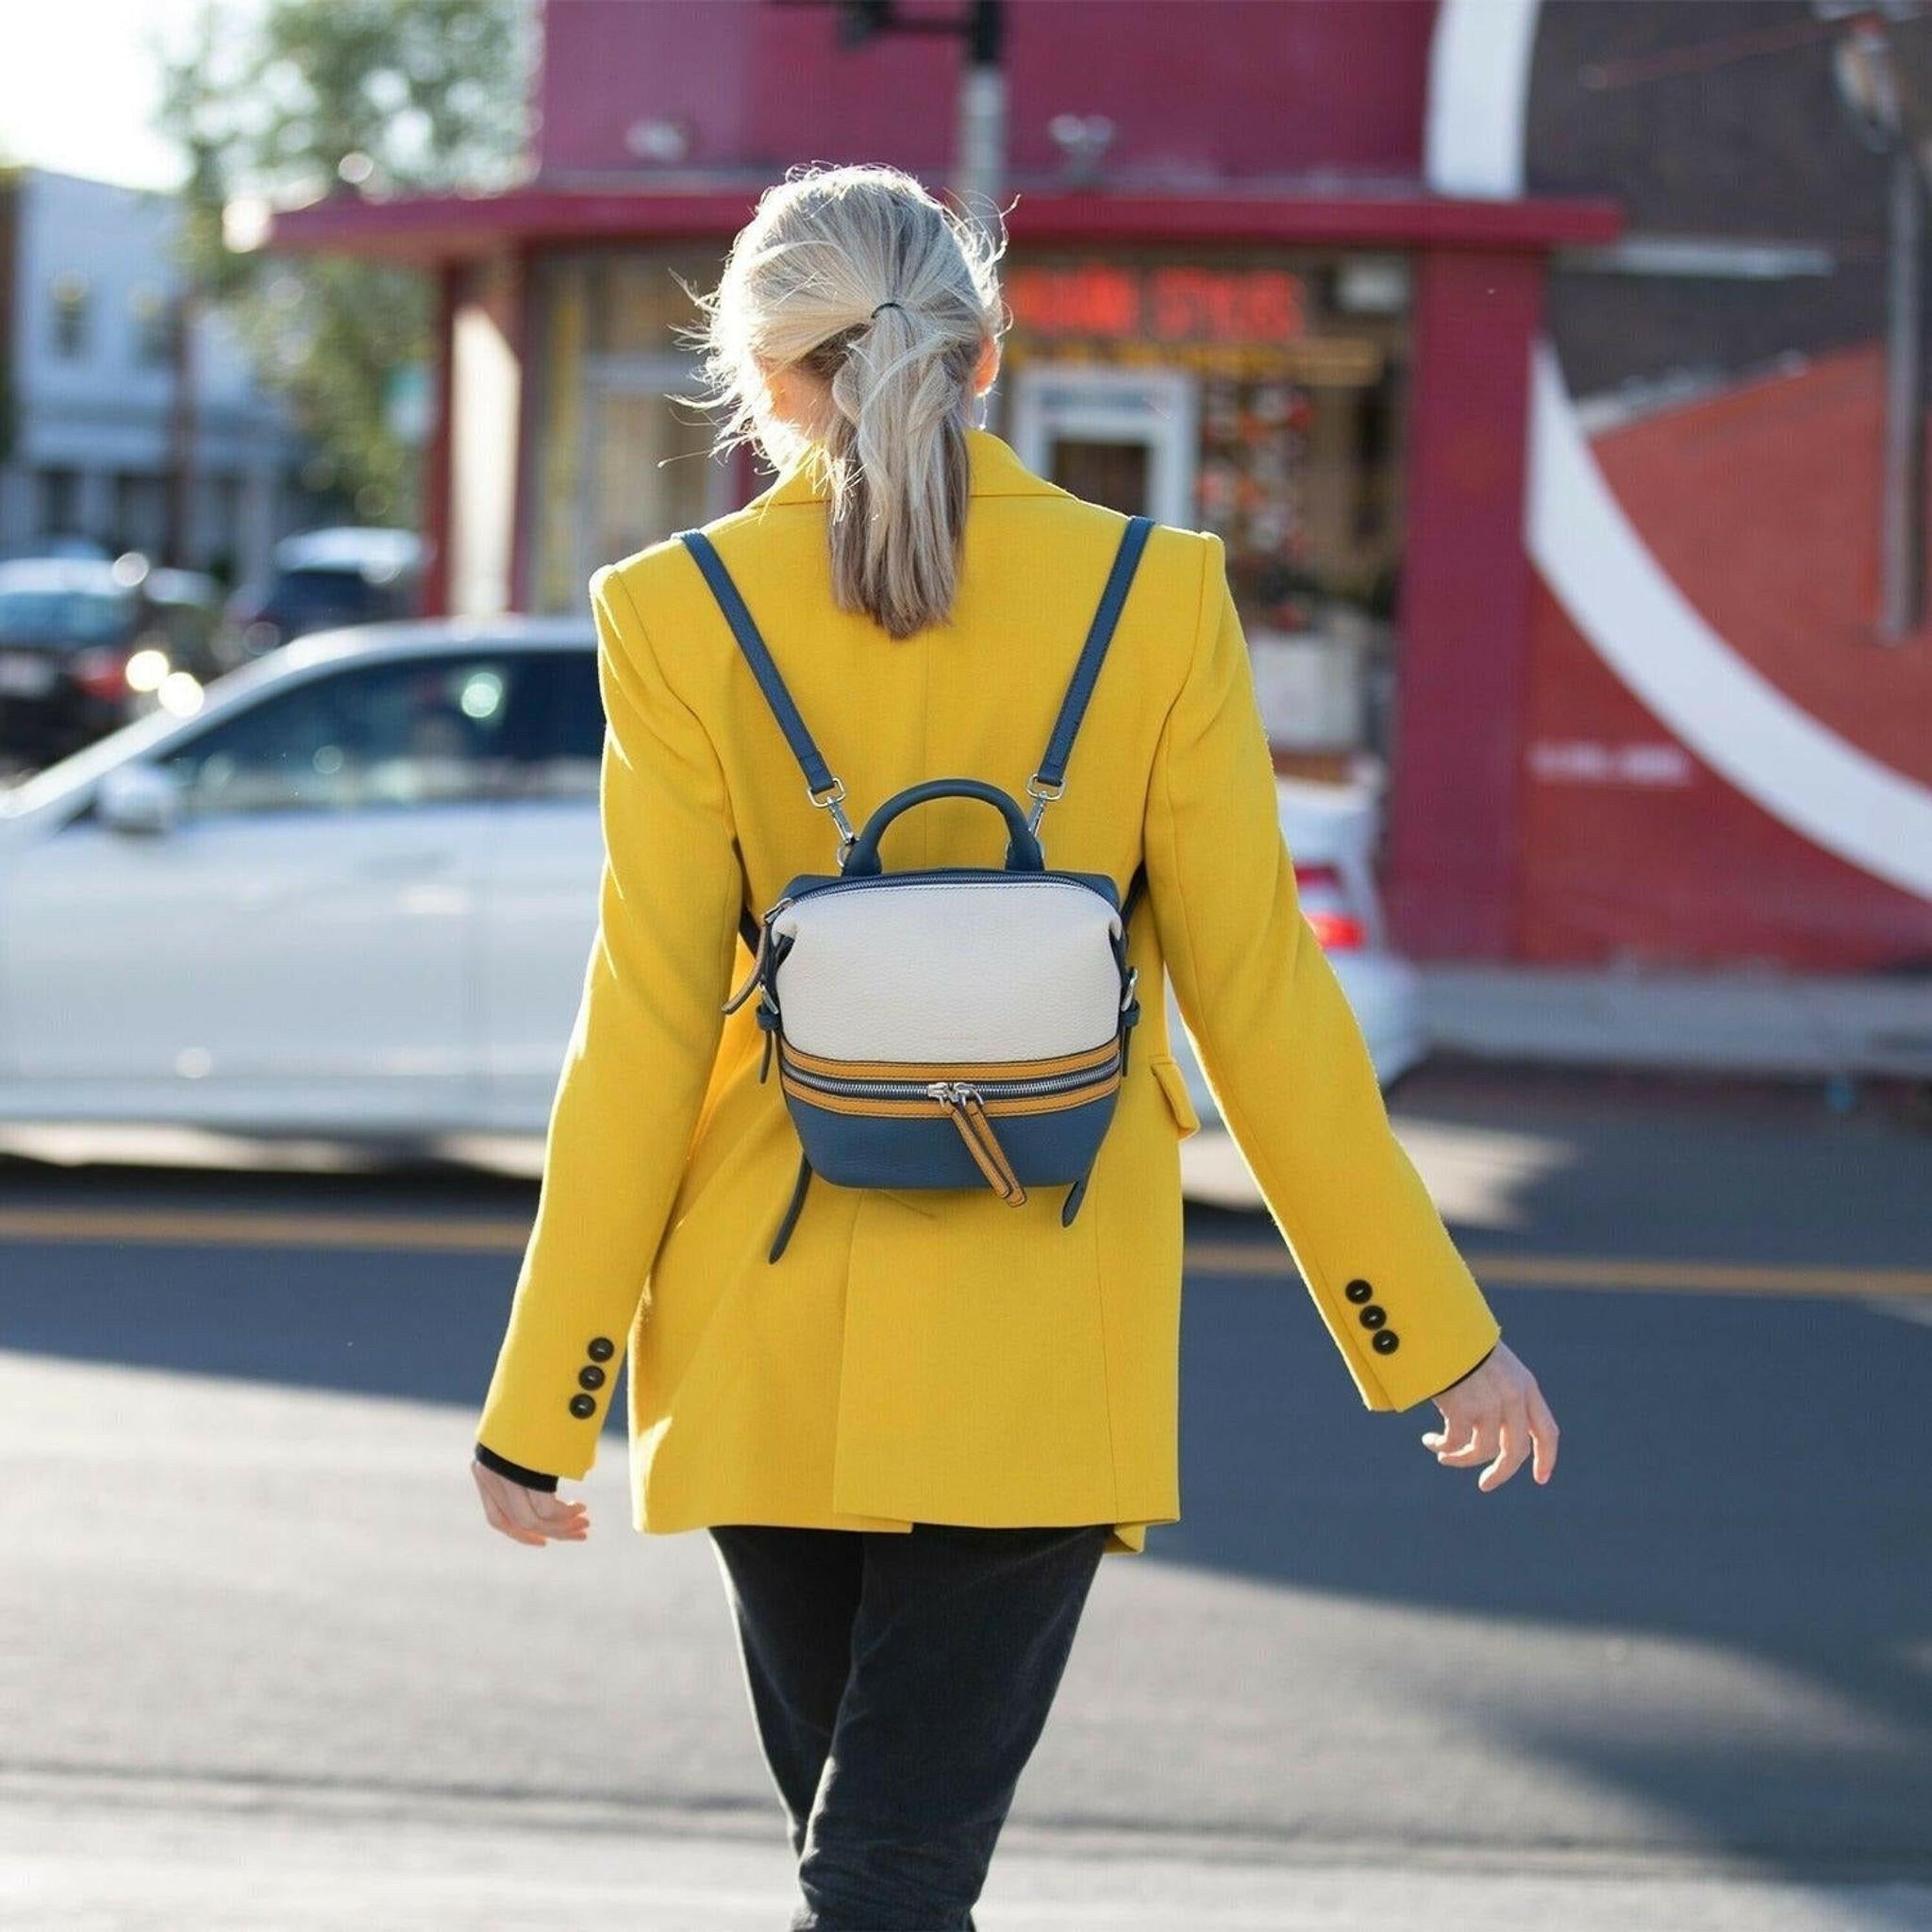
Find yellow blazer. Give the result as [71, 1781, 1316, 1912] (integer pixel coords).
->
[475, 425, 1501, 1555]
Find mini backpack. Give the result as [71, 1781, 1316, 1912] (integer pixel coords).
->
[677, 513, 1156, 1262]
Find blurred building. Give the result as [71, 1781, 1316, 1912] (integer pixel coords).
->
[0, 167, 315, 587]
[263, 0, 1932, 975]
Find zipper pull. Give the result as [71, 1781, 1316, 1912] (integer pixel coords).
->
[927, 1083, 1027, 1207]
[723, 920, 771, 1015]
[724, 897, 795, 1017]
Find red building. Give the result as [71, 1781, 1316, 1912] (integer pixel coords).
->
[268, 1, 1927, 974]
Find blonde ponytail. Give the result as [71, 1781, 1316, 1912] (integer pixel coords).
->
[683, 163, 1007, 640]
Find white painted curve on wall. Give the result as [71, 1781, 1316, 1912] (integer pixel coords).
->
[1424, 0, 1539, 199]
[1526, 347, 1932, 898]
[1426, 0, 1932, 902]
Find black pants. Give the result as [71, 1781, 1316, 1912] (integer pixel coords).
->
[708, 1520, 1110, 1931]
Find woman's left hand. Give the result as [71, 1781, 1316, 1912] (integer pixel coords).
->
[1420, 1340, 1558, 1491]
[472, 1459, 591, 1545]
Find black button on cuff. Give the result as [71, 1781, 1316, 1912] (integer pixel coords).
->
[1344, 1279, 1374, 1304]
[1357, 1304, 1387, 1330]
[1371, 1328, 1401, 1355]
[568, 1392, 597, 1419]
[587, 1336, 615, 1362]
[577, 1364, 606, 1391]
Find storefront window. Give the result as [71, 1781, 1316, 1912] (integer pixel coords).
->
[991, 249, 1410, 777]
[525, 250, 736, 614]
[525, 245, 1411, 780]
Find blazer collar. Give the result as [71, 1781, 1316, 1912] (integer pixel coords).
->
[752, 425, 1068, 509]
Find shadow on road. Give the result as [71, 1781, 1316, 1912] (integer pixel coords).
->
[4, 1068, 1929, 1887]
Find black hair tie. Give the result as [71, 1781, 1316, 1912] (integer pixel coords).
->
[871, 299, 907, 319]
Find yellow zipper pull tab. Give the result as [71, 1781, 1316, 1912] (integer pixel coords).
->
[927, 1083, 1027, 1206]
[723, 919, 771, 1015]
[961, 1091, 1027, 1206]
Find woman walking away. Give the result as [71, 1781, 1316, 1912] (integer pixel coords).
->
[469, 161, 1559, 1932]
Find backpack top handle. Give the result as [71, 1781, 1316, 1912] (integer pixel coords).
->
[839, 777, 1046, 878]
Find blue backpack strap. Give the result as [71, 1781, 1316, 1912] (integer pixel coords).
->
[676, 529, 830, 792]
[1027, 514, 1155, 829]
[677, 529, 855, 852]
[768, 1150, 814, 1263]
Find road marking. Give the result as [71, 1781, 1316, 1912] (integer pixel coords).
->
[1188, 1242, 1932, 1300]
[0, 1208, 533, 1251]
[0, 1206, 1925, 1300]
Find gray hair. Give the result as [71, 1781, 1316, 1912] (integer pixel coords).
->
[681, 163, 1008, 640]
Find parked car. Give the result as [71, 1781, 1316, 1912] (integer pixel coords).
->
[0, 534, 113, 563]
[1167, 774, 1428, 1207]
[0, 557, 225, 766]
[0, 618, 603, 1134]
[222, 526, 426, 663]
[0, 620, 1422, 1173]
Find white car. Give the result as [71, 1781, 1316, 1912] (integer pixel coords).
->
[0, 620, 606, 1135]
[0, 621, 1427, 1174]
[1163, 776, 1429, 1208]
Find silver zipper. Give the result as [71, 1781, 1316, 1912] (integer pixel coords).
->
[783, 874, 1117, 908]
[778, 1050, 1121, 1104]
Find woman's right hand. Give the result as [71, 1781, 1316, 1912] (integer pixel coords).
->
[471, 1458, 591, 1545]
[1420, 1341, 1559, 1491]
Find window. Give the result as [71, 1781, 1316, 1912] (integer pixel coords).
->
[50, 271, 90, 358]
[161, 655, 524, 818]
[39, 469, 82, 535]
[493, 646, 604, 801]
[0, 585, 134, 647]
[112, 471, 167, 554]
[131, 287, 174, 369]
[261, 565, 417, 638]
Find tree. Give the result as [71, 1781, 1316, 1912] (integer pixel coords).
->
[156, 0, 536, 528]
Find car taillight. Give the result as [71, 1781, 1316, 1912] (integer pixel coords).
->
[1294, 861, 1369, 952]
[70, 646, 131, 699]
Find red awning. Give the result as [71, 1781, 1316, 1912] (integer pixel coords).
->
[261, 177, 1621, 264]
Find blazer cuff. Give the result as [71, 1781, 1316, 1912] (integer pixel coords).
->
[1428, 1341, 1499, 1403]
[475, 1441, 560, 1491]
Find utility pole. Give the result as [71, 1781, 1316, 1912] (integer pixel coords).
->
[799, 2, 1008, 238]
[164, 287, 198, 570]
[1589, 3, 1932, 644]
[1827, 3, 1930, 641]
[954, 3, 1008, 254]
[1884, 134, 1925, 639]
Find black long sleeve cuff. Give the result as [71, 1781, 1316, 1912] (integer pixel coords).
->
[474, 1441, 560, 1491]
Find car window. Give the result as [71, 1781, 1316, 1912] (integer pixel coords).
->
[159, 656, 521, 818]
[0, 588, 137, 648]
[264, 567, 412, 636]
[495, 648, 605, 801]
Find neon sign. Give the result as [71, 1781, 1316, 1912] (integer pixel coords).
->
[1007, 266, 1306, 344]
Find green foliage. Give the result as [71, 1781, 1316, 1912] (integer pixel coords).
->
[156, 0, 536, 525]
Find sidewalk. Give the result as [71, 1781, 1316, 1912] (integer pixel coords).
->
[1418, 963, 1932, 1082]
[5, 1782, 1926, 1932]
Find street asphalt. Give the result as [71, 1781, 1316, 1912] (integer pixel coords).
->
[1, 1064, 1928, 1930]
